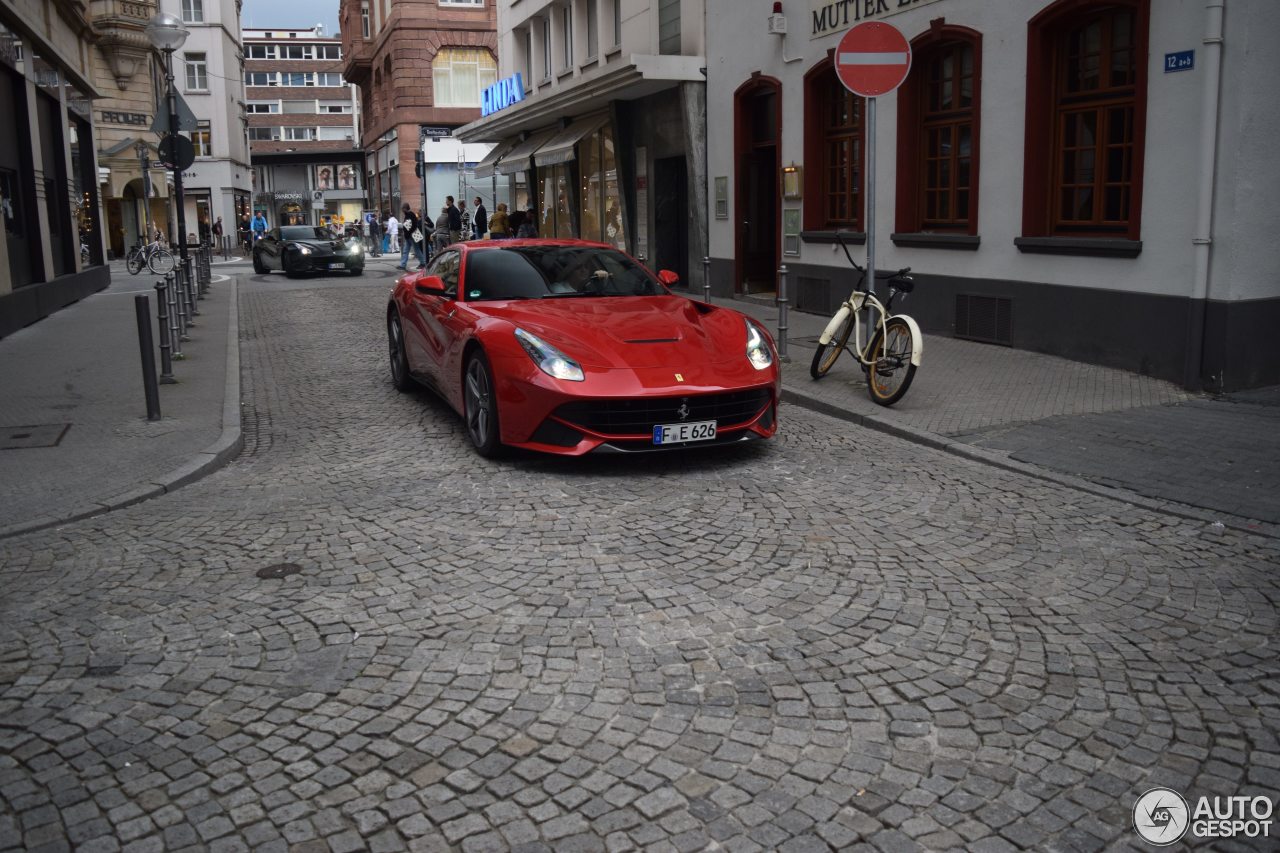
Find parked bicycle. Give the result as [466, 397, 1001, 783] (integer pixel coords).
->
[810, 231, 922, 406]
[125, 238, 176, 276]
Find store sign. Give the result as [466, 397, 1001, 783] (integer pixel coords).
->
[101, 111, 150, 127]
[481, 73, 525, 117]
[811, 0, 946, 39]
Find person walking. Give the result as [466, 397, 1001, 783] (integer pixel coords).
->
[433, 205, 453, 254]
[487, 203, 510, 239]
[472, 197, 488, 240]
[386, 211, 400, 253]
[397, 203, 426, 270]
[516, 207, 538, 238]
[445, 196, 462, 244]
[251, 211, 268, 242]
[239, 214, 252, 250]
[211, 216, 223, 250]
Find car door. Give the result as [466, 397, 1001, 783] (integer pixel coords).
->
[409, 250, 460, 386]
[260, 228, 282, 269]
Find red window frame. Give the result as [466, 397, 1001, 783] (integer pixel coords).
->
[803, 58, 864, 231]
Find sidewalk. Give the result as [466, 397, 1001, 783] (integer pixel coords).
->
[0, 260, 241, 538]
[710, 292, 1279, 536]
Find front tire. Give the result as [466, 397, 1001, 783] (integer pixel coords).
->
[349, 267, 363, 277]
[865, 317, 917, 406]
[388, 313, 413, 392]
[463, 351, 502, 458]
[284, 255, 301, 279]
[148, 249, 175, 275]
[252, 252, 267, 274]
[810, 311, 854, 379]
[126, 251, 144, 276]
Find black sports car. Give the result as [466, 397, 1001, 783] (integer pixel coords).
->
[252, 225, 365, 277]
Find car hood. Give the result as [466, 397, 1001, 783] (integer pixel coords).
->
[474, 296, 748, 369]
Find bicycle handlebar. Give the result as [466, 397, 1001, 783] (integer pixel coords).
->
[832, 230, 910, 285]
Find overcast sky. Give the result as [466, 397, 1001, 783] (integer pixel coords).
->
[241, 0, 341, 38]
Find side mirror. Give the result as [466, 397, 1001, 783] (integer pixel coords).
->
[414, 275, 447, 294]
[657, 269, 680, 287]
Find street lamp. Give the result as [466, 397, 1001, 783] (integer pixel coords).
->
[134, 141, 153, 245]
[145, 12, 190, 266]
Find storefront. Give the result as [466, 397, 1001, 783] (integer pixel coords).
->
[250, 152, 366, 231]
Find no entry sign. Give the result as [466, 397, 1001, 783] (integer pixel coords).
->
[835, 22, 911, 97]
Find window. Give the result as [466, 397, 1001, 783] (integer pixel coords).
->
[361, 2, 370, 38]
[578, 123, 625, 249]
[586, 0, 598, 59]
[282, 100, 313, 114]
[281, 45, 312, 59]
[612, 0, 621, 47]
[282, 72, 314, 87]
[895, 26, 982, 236]
[246, 101, 280, 113]
[181, 0, 203, 24]
[433, 48, 497, 108]
[1024, 0, 1148, 241]
[317, 127, 353, 141]
[317, 166, 333, 190]
[317, 72, 344, 86]
[245, 71, 276, 86]
[338, 166, 356, 189]
[317, 45, 342, 60]
[246, 44, 276, 59]
[561, 5, 573, 69]
[189, 121, 212, 156]
[319, 101, 352, 114]
[283, 127, 317, 141]
[248, 127, 274, 141]
[658, 0, 680, 54]
[524, 28, 533, 83]
[184, 53, 208, 91]
[440, 0, 485, 5]
[542, 17, 552, 80]
[804, 62, 862, 229]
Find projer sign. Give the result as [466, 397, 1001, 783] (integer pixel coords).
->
[810, 0, 946, 39]
[481, 73, 525, 117]
[101, 111, 150, 126]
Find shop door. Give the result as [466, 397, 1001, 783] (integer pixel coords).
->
[654, 156, 688, 286]
[735, 85, 779, 294]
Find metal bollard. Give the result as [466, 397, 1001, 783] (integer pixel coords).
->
[135, 294, 162, 420]
[154, 278, 176, 382]
[163, 272, 185, 360]
[776, 264, 791, 362]
[183, 258, 200, 316]
[174, 264, 191, 342]
[703, 256, 712, 303]
[201, 246, 211, 295]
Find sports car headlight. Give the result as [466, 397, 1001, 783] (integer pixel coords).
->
[514, 328, 584, 382]
[349, 243, 362, 254]
[746, 319, 774, 370]
[286, 242, 312, 255]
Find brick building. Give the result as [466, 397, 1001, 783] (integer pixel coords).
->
[339, 0, 495, 219]
[244, 27, 364, 231]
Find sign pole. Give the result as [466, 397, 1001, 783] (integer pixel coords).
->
[865, 96, 876, 328]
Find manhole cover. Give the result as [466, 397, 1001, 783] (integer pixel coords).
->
[257, 562, 302, 579]
[1, 424, 70, 449]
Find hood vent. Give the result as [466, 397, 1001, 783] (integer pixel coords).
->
[624, 338, 679, 344]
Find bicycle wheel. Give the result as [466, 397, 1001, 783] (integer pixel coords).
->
[810, 311, 855, 379]
[865, 317, 917, 406]
[126, 250, 144, 276]
[148, 249, 175, 275]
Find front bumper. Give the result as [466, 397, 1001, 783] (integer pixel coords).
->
[289, 250, 363, 273]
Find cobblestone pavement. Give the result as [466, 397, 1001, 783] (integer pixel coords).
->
[2, 278, 1278, 852]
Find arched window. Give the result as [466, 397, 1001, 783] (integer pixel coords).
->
[803, 59, 863, 230]
[1023, 0, 1149, 242]
[895, 24, 981, 236]
[433, 48, 498, 109]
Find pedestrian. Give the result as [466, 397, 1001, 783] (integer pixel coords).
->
[386, 210, 400, 252]
[433, 205, 453, 254]
[472, 196, 488, 240]
[370, 213, 383, 257]
[397, 203, 426, 270]
[251, 210, 268, 242]
[458, 199, 471, 241]
[445, 196, 462, 244]
[516, 207, 538, 238]
[239, 214, 251, 250]
[211, 216, 223, 248]
[487, 202, 510, 239]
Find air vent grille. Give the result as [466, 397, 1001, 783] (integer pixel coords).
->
[955, 294, 1012, 345]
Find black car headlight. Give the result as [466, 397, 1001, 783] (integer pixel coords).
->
[746, 318, 774, 370]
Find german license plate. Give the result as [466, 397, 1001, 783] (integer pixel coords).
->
[652, 420, 716, 445]
[329, 262, 345, 270]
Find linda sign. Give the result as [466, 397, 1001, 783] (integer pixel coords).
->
[481, 73, 525, 117]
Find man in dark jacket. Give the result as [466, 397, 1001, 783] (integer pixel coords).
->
[445, 196, 462, 243]
[472, 197, 488, 239]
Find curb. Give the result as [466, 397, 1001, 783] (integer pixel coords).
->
[0, 279, 243, 540]
[781, 386, 1279, 541]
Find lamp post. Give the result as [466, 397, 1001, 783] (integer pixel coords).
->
[145, 12, 190, 266]
[134, 141, 152, 245]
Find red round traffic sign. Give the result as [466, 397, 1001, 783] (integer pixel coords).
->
[835, 22, 912, 97]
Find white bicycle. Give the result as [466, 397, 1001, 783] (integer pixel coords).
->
[810, 232, 923, 406]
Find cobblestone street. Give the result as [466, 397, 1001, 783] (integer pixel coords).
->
[2, 275, 1278, 852]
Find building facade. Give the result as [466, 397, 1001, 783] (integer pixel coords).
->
[705, 0, 1279, 391]
[0, 0, 108, 338]
[456, 0, 708, 284]
[244, 26, 365, 232]
[339, 0, 496, 220]
[158, 0, 250, 243]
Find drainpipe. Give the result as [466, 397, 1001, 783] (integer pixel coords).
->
[1186, 0, 1225, 391]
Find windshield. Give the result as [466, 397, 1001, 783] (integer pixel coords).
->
[281, 226, 335, 241]
[463, 245, 665, 301]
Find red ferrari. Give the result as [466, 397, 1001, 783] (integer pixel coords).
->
[386, 239, 780, 456]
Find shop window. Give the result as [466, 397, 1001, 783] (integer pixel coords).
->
[803, 61, 862, 230]
[317, 166, 334, 190]
[433, 48, 497, 108]
[184, 53, 208, 91]
[577, 124, 625, 249]
[1024, 0, 1148, 240]
[895, 25, 981, 236]
[539, 164, 574, 238]
[339, 166, 356, 189]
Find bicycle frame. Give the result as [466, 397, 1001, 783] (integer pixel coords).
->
[817, 236, 923, 369]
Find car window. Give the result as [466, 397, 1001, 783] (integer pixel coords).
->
[280, 226, 330, 241]
[429, 251, 460, 296]
[463, 246, 663, 301]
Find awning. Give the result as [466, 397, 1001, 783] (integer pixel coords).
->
[495, 127, 558, 176]
[472, 139, 515, 179]
[534, 115, 609, 167]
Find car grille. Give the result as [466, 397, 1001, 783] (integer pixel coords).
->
[553, 387, 772, 435]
